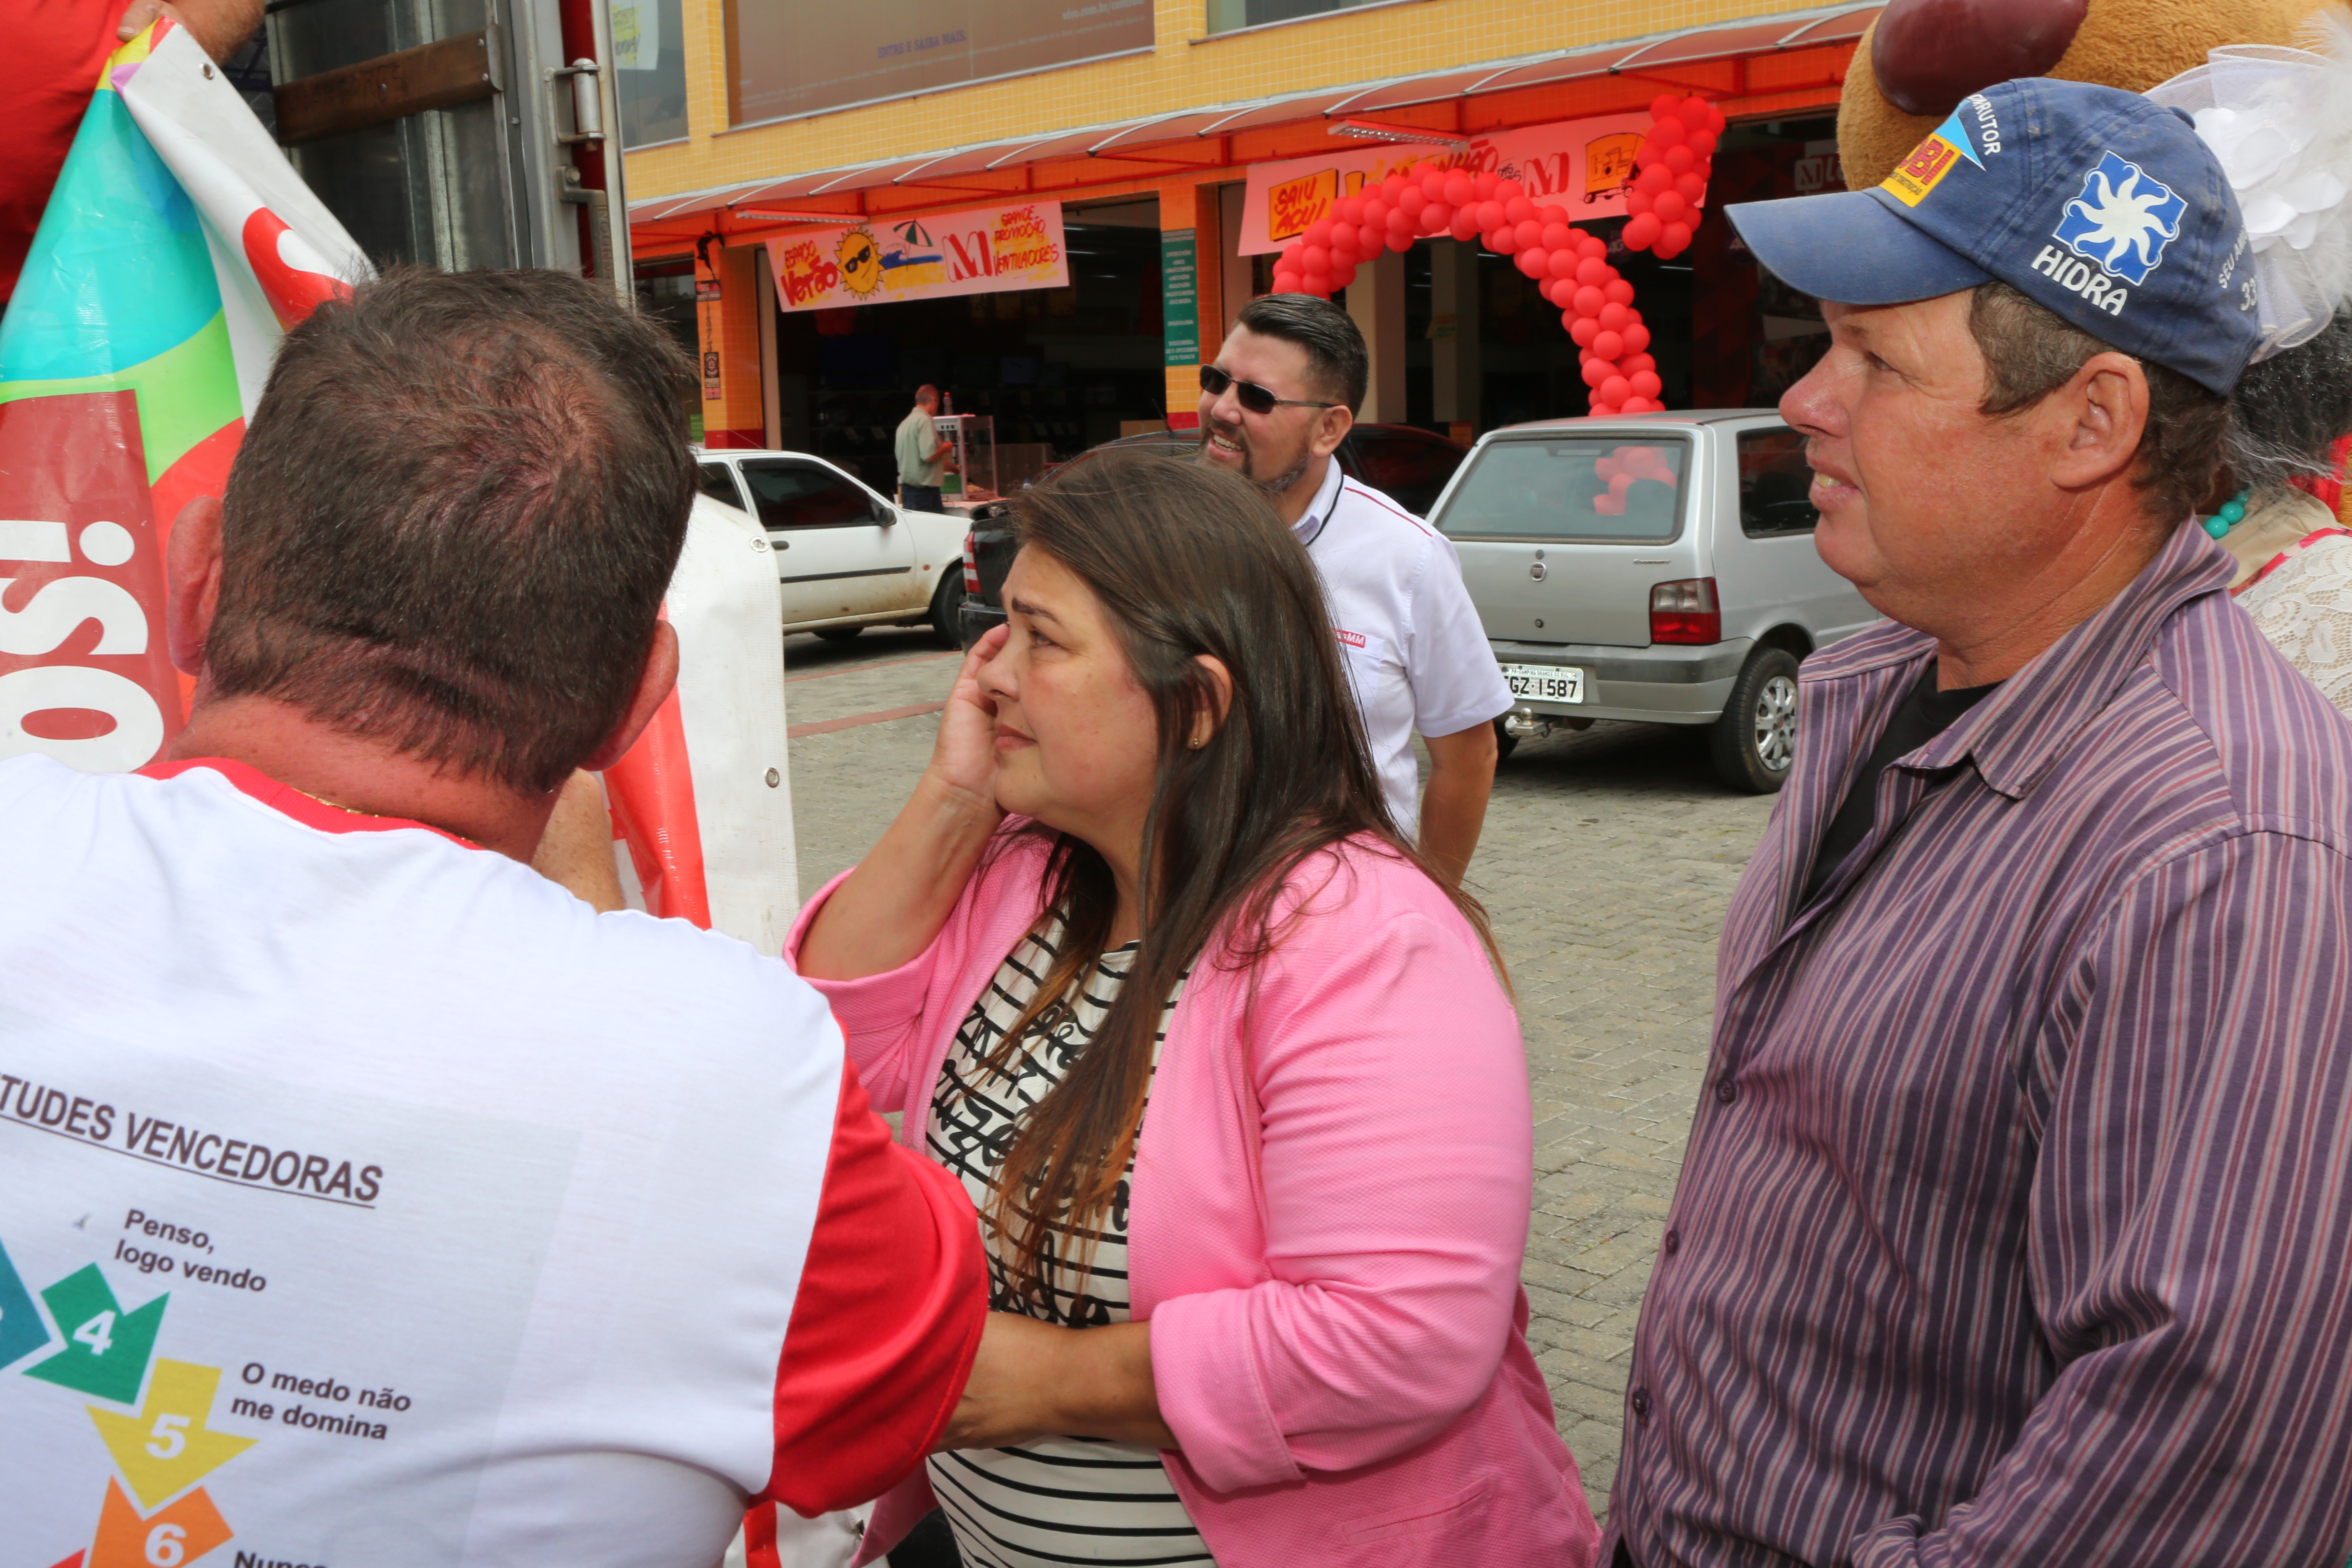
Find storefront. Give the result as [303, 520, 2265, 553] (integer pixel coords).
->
[626, 2, 1877, 474]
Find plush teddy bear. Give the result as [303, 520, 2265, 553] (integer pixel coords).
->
[1838, 0, 2315, 190]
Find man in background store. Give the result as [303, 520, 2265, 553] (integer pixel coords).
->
[1197, 294, 1509, 887]
[5, 0, 261, 307]
[895, 383, 952, 513]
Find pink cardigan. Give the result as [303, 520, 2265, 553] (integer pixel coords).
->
[787, 824, 1600, 1568]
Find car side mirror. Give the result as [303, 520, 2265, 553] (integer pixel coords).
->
[874, 502, 896, 524]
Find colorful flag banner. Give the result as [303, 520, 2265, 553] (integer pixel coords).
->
[0, 19, 365, 774]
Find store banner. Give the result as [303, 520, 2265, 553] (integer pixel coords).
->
[764, 202, 1068, 313]
[1236, 112, 1654, 254]
[731, 0, 1152, 123]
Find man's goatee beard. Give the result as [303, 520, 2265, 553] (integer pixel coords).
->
[1198, 427, 1310, 498]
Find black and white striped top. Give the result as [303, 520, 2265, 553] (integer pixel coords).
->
[924, 924, 1215, 1568]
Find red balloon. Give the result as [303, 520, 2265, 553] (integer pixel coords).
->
[1281, 241, 1305, 266]
[1420, 167, 1449, 198]
[1623, 213, 1662, 250]
[1340, 195, 1368, 224]
[1476, 200, 1507, 232]
[1624, 349, 1655, 374]
[1597, 302, 1630, 332]
[1592, 329, 1625, 362]
[1511, 218, 1542, 251]
[1539, 204, 1570, 225]
[1483, 227, 1513, 254]
[1495, 178, 1526, 203]
[1649, 120, 1686, 150]
[1580, 359, 1611, 389]
[1396, 187, 1427, 218]
[1541, 221, 1573, 252]
[1328, 224, 1359, 257]
[1272, 271, 1300, 294]
[1569, 314, 1599, 347]
[1362, 198, 1390, 232]
[1653, 192, 1688, 225]
[1516, 248, 1548, 278]
[1575, 257, 1610, 287]
[1687, 129, 1717, 159]
[1604, 278, 1636, 307]
[1388, 230, 1414, 253]
[1301, 245, 1331, 274]
[1579, 234, 1607, 261]
[1626, 191, 1654, 218]
[1572, 285, 1606, 316]
[1540, 277, 1568, 306]
[1474, 170, 1502, 199]
[1650, 92, 1681, 121]
[1548, 248, 1580, 281]
[1675, 172, 1707, 204]
[1386, 207, 1415, 237]
[1446, 172, 1476, 206]
[1665, 145, 1695, 175]
[1637, 164, 1675, 194]
[1306, 218, 1335, 247]
[1635, 142, 1665, 171]
[1301, 272, 1332, 295]
[1631, 370, 1664, 399]
[1382, 173, 1410, 200]
[1449, 208, 1481, 242]
[1504, 196, 1536, 225]
[1659, 220, 1693, 254]
[1681, 95, 1711, 122]
[1330, 262, 1357, 290]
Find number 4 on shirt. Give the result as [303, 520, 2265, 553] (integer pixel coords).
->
[22, 1265, 166, 1404]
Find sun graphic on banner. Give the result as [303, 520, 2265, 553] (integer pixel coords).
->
[2054, 151, 2185, 285]
[834, 228, 884, 297]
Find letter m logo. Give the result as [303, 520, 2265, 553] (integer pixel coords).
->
[944, 231, 993, 281]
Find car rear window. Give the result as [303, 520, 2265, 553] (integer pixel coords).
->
[1738, 428, 1819, 538]
[1434, 437, 1690, 542]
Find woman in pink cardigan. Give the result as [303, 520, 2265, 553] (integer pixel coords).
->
[794, 449, 1598, 1568]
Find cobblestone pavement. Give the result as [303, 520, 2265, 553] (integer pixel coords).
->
[780, 627, 1778, 1516]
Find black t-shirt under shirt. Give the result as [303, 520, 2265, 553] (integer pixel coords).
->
[1801, 663, 2000, 905]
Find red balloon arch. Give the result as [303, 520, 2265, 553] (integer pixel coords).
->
[1270, 93, 1728, 419]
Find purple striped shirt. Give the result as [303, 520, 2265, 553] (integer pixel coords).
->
[1610, 521, 2352, 1568]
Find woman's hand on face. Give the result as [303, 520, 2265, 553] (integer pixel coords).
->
[928, 623, 1008, 808]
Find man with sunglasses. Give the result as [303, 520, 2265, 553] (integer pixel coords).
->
[1198, 294, 1510, 886]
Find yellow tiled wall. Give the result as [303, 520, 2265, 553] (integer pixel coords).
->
[627, 0, 1842, 206]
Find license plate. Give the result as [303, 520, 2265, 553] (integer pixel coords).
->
[1500, 663, 1586, 704]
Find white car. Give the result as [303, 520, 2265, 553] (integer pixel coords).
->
[693, 449, 967, 644]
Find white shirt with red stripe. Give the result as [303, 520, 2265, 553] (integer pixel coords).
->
[0, 754, 981, 1568]
[1294, 459, 1512, 838]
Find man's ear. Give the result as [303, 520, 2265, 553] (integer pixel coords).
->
[580, 619, 680, 772]
[2051, 351, 2150, 492]
[165, 495, 226, 677]
[1310, 403, 1355, 460]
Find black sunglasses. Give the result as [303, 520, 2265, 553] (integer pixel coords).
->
[1200, 363, 1339, 416]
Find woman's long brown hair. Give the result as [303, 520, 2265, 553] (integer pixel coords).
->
[974, 445, 1503, 1317]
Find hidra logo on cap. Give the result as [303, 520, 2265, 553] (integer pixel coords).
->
[2051, 151, 2183, 286]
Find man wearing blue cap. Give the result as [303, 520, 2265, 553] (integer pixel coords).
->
[1609, 80, 2352, 1568]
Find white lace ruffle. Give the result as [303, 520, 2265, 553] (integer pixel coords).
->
[2236, 532, 2352, 717]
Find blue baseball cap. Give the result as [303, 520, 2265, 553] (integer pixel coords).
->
[1726, 78, 2260, 394]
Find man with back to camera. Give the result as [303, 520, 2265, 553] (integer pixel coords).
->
[0, 269, 993, 1567]
[1606, 81, 2352, 1567]
[895, 383, 952, 512]
[1197, 294, 1510, 885]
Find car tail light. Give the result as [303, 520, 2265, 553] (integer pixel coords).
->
[1649, 578, 1721, 645]
[961, 532, 981, 594]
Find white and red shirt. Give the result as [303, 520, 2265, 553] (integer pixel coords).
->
[1294, 459, 1511, 837]
[0, 755, 983, 1568]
